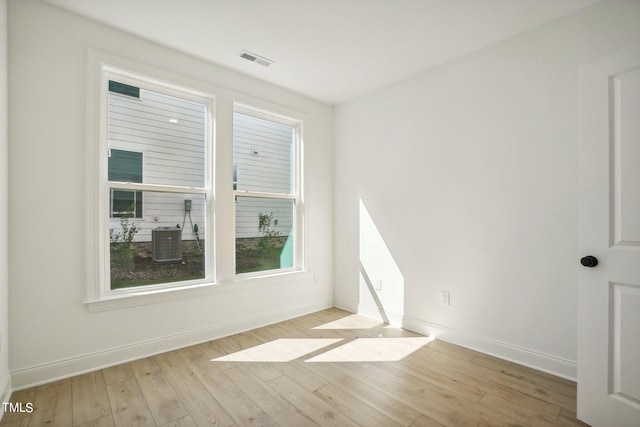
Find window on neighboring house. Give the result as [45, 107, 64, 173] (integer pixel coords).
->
[108, 149, 142, 218]
[233, 108, 302, 275]
[102, 71, 211, 292]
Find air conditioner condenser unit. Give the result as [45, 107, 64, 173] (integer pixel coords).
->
[152, 227, 182, 263]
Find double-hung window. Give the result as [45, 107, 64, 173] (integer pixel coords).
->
[233, 107, 302, 275]
[93, 61, 304, 302]
[101, 67, 213, 292]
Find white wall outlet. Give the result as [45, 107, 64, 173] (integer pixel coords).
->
[313, 273, 319, 285]
[375, 279, 382, 290]
[441, 291, 450, 306]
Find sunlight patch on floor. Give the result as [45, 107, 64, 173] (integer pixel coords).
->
[312, 314, 384, 330]
[305, 336, 434, 362]
[210, 338, 343, 363]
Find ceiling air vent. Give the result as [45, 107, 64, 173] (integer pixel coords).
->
[239, 50, 275, 67]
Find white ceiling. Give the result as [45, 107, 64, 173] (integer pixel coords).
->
[42, 0, 599, 105]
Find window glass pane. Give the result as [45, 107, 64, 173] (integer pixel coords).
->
[108, 149, 142, 182]
[109, 80, 140, 99]
[233, 112, 294, 194]
[108, 84, 206, 188]
[109, 191, 206, 289]
[110, 189, 142, 218]
[235, 196, 294, 274]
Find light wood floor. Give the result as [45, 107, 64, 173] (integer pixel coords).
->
[1, 308, 589, 427]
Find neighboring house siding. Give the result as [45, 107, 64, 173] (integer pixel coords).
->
[235, 197, 294, 239]
[233, 113, 294, 239]
[108, 88, 206, 242]
[107, 90, 294, 242]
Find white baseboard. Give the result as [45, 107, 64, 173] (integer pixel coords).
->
[354, 305, 576, 380]
[401, 314, 577, 381]
[0, 375, 11, 422]
[11, 300, 332, 390]
[332, 300, 358, 314]
[357, 303, 403, 327]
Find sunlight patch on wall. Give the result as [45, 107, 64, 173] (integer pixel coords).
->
[359, 199, 405, 322]
[210, 338, 342, 362]
[305, 337, 433, 362]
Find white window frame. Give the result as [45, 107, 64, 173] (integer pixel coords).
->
[85, 53, 310, 310]
[97, 65, 215, 298]
[233, 104, 304, 276]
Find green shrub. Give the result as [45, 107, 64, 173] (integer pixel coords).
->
[110, 206, 141, 269]
[257, 212, 281, 255]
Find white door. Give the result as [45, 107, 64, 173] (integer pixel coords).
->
[578, 43, 640, 427]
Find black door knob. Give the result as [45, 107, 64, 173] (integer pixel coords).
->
[580, 256, 598, 267]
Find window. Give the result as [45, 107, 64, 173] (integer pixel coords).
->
[101, 69, 212, 292]
[108, 149, 142, 218]
[91, 60, 306, 303]
[233, 108, 302, 274]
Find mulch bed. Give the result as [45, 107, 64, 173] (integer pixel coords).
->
[111, 253, 205, 282]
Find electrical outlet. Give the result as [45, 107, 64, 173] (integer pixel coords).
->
[441, 291, 450, 306]
[374, 279, 382, 290]
[313, 273, 319, 285]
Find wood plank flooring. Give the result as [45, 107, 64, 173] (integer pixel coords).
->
[0, 308, 590, 426]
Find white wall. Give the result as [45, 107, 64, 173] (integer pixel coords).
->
[0, 0, 10, 409]
[334, 0, 640, 379]
[8, 0, 333, 388]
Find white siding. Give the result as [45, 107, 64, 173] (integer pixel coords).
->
[235, 197, 293, 239]
[107, 88, 207, 242]
[233, 113, 294, 238]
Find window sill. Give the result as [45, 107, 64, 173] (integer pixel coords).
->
[85, 270, 312, 312]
